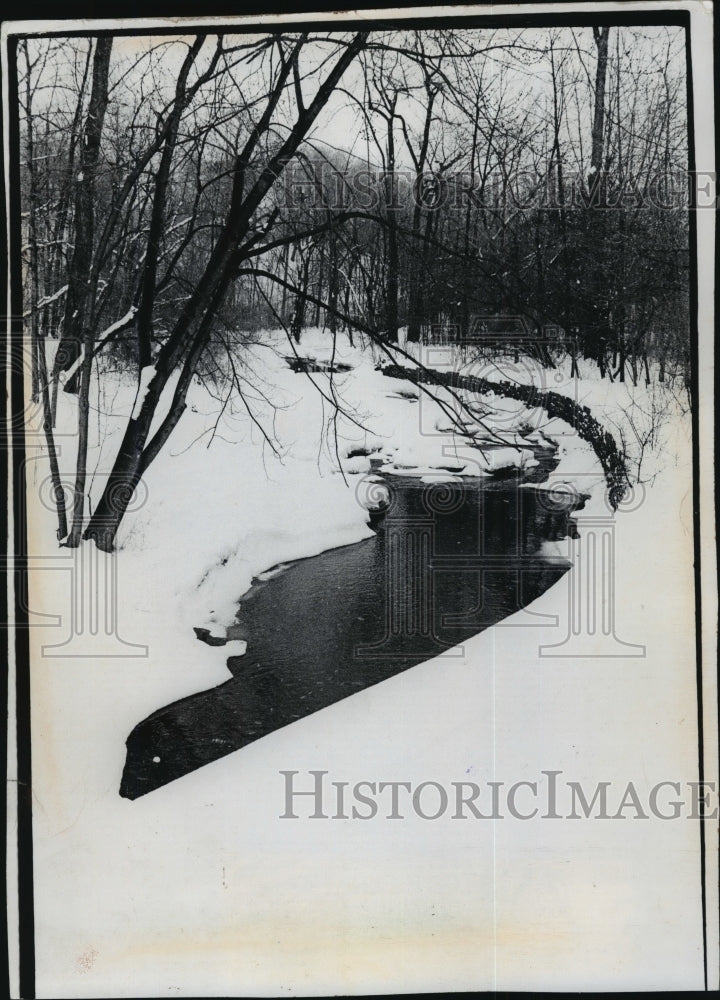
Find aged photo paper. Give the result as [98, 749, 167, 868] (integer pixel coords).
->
[3, 2, 718, 996]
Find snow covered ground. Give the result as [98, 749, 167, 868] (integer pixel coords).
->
[21, 329, 712, 994]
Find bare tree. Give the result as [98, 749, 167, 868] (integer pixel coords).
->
[19, 39, 68, 538]
[84, 31, 367, 550]
[62, 36, 113, 546]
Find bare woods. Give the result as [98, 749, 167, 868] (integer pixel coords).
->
[18, 26, 689, 548]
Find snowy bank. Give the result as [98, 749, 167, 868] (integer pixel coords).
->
[25, 329, 704, 994]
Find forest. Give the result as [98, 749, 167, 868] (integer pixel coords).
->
[17, 25, 690, 550]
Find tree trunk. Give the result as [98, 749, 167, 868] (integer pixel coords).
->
[56, 38, 113, 395]
[22, 41, 40, 402]
[384, 99, 399, 344]
[47, 43, 92, 361]
[291, 256, 310, 343]
[585, 27, 610, 370]
[37, 336, 68, 539]
[590, 27, 610, 182]
[134, 36, 206, 368]
[406, 80, 437, 343]
[65, 37, 113, 546]
[313, 244, 323, 326]
[461, 96, 481, 342]
[22, 42, 68, 537]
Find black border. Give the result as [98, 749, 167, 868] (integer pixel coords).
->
[685, 11, 709, 995]
[2, 8, 694, 36]
[1, 4, 711, 998]
[1, 26, 10, 999]
[5, 30, 36, 1000]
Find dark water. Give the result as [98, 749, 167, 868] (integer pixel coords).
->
[120, 464, 583, 799]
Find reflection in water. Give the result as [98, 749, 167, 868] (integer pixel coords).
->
[120, 472, 582, 799]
